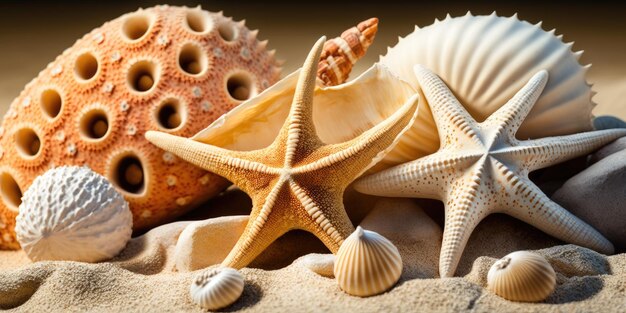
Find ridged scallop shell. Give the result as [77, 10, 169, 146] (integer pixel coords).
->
[380, 13, 595, 158]
[15, 166, 132, 262]
[0, 5, 281, 249]
[190, 267, 244, 310]
[334, 226, 403, 297]
[487, 251, 556, 302]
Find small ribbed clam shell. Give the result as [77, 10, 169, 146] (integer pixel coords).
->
[334, 226, 403, 297]
[190, 267, 244, 310]
[487, 251, 556, 302]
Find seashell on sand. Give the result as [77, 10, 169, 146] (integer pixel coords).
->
[378, 13, 596, 164]
[190, 267, 244, 310]
[0, 5, 281, 249]
[15, 166, 132, 262]
[334, 226, 403, 297]
[487, 251, 556, 302]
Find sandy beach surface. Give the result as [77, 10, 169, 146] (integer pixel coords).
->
[0, 188, 625, 312]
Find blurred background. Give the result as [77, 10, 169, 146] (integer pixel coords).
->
[0, 0, 625, 118]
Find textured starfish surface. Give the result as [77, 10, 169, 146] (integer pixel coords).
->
[145, 37, 419, 268]
[354, 65, 626, 278]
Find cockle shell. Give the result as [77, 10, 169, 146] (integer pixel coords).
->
[487, 251, 556, 302]
[190, 267, 244, 310]
[0, 5, 281, 249]
[334, 226, 403, 297]
[15, 166, 132, 262]
[381, 12, 595, 142]
[318, 17, 379, 86]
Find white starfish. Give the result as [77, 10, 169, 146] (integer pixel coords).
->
[354, 65, 626, 278]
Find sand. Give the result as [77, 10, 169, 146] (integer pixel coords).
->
[0, 188, 625, 312]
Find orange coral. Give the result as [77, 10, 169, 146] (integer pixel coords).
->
[0, 5, 281, 249]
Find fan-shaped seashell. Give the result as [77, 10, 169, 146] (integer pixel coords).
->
[0, 5, 281, 249]
[487, 251, 556, 302]
[190, 267, 244, 310]
[15, 166, 132, 262]
[380, 13, 594, 148]
[334, 226, 403, 297]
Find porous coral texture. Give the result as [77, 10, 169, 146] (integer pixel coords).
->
[0, 5, 281, 249]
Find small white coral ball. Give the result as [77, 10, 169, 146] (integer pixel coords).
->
[15, 166, 132, 262]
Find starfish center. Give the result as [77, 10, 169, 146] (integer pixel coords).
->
[280, 168, 293, 180]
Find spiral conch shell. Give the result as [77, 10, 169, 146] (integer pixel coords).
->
[378, 13, 596, 164]
[487, 251, 556, 302]
[334, 226, 403, 297]
[318, 17, 379, 86]
[190, 267, 244, 310]
[0, 5, 281, 249]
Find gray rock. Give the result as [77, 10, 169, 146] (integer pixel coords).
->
[593, 115, 626, 130]
[552, 149, 626, 252]
[589, 137, 626, 164]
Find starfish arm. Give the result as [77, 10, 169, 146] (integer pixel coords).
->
[275, 36, 327, 167]
[353, 151, 479, 199]
[499, 129, 626, 172]
[483, 70, 548, 142]
[492, 159, 614, 255]
[288, 180, 354, 250]
[438, 165, 491, 278]
[221, 178, 354, 269]
[221, 179, 292, 269]
[296, 92, 420, 182]
[413, 65, 481, 147]
[145, 131, 278, 183]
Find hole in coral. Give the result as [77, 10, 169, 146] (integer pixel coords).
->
[112, 154, 145, 195]
[184, 10, 212, 34]
[178, 43, 208, 76]
[122, 13, 153, 41]
[226, 73, 255, 101]
[15, 128, 41, 158]
[127, 60, 158, 93]
[218, 21, 237, 42]
[40, 89, 62, 119]
[79, 109, 109, 140]
[156, 98, 186, 130]
[0, 172, 22, 211]
[74, 52, 99, 82]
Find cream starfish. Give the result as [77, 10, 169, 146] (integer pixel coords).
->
[354, 65, 626, 278]
[145, 37, 419, 268]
